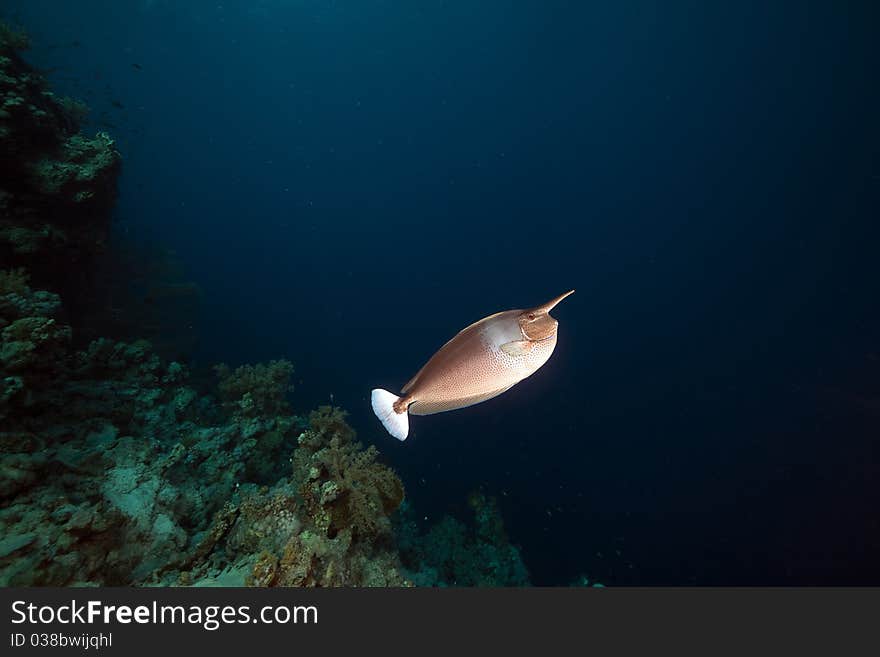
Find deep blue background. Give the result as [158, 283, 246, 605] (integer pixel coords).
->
[5, 0, 879, 584]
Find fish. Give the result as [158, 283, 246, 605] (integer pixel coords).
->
[371, 290, 574, 441]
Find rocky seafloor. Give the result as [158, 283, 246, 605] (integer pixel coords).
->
[0, 22, 533, 588]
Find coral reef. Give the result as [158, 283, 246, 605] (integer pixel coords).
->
[0, 267, 411, 585]
[0, 280, 303, 583]
[396, 492, 530, 586]
[161, 406, 409, 587]
[0, 270, 208, 584]
[214, 360, 295, 418]
[0, 20, 534, 589]
[0, 22, 120, 312]
[295, 406, 405, 542]
[0, 22, 30, 51]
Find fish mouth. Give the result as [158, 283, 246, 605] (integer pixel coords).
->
[537, 289, 575, 314]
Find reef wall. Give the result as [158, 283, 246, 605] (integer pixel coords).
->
[0, 22, 120, 304]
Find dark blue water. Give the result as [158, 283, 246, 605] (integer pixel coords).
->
[6, 0, 878, 584]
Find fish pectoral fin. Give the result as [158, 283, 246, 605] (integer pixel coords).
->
[500, 340, 534, 357]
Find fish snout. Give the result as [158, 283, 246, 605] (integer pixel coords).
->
[538, 289, 575, 315]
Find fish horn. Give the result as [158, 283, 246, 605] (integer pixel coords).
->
[536, 289, 575, 313]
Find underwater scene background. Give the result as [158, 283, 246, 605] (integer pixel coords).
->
[1, 0, 878, 586]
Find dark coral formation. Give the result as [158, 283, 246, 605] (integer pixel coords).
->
[165, 407, 409, 587]
[0, 22, 531, 588]
[0, 26, 120, 295]
[215, 360, 295, 418]
[396, 492, 530, 586]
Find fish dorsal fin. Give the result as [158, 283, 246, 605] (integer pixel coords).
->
[500, 340, 534, 357]
[402, 311, 511, 393]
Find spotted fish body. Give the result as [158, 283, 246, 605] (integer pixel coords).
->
[403, 309, 557, 415]
[371, 290, 574, 441]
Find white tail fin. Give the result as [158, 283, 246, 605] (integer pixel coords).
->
[371, 388, 409, 441]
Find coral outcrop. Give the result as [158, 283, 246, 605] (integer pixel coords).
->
[396, 492, 530, 586]
[0, 22, 120, 306]
[214, 360, 295, 418]
[162, 406, 409, 587]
